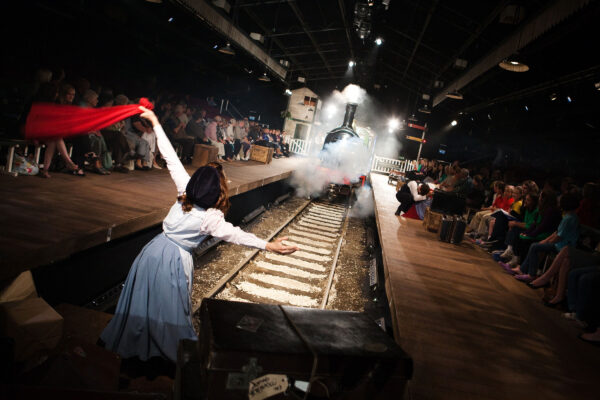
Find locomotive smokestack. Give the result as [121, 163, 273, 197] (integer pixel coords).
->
[342, 103, 358, 128]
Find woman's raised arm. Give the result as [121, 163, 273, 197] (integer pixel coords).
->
[139, 106, 190, 194]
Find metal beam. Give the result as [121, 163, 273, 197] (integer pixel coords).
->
[273, 48, 341, 58]
[240, 5, 306, 77]
[433, 0, 592, 107]
[268, 27, 344, 37]
[287, 1, 334, 77]
[382, 63, 431, 89]
[337, 0, 355, 59]
[402, 0, 439, 79]
[174, 0, 287, 80]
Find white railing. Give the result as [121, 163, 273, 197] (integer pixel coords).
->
[370, 156, 416, 174]
[289, 138, 309, 155]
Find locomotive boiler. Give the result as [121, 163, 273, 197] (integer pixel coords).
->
[320, 102, 367, 199]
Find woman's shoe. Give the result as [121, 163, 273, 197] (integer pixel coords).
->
[499, 262, 517, 275]
[38, 168, 51, 178]
[514, 274, 534, 283]
[66, 163, 85, 176]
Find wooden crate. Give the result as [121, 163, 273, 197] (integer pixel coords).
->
[423, 208, 443, 233]
[192, 144, 218, 167]
[250, 145, 274, 164]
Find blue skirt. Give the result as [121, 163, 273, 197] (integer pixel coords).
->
[100, 233, 197, 362]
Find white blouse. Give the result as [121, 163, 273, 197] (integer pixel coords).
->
[154, 123, 267, 289]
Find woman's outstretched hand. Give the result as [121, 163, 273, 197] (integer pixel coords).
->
[139, 106, 159, 127]
[266, 237, 298, 254]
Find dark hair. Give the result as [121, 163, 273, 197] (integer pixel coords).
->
[494, 181, 505, 192]
[177, 162, 230, 214]
[419, 183, 430, 196]
[560, 192, 580, 212]
[538, 190, 557, 213]
[525, 193, 539, 211]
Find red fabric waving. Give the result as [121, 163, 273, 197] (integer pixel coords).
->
[24, 98, 154, 140]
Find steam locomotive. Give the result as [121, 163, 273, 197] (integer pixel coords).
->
[320, 102, 367, 199]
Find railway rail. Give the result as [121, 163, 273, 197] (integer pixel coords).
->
[192, 195, 353, 313]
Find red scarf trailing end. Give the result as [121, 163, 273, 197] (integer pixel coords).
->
[24, 98, 154, 140]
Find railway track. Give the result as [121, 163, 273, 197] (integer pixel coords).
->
[192, 196, 352, 313]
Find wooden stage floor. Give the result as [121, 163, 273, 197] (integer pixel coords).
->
[0, 157, 299, 280]
[370, 173, 600, 400]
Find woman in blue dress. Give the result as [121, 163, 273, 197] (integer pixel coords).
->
[100, 107, 297, 362]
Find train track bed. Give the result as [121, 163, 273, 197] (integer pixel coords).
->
[190, 196, 371, 323]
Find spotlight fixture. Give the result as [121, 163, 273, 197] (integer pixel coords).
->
[446, 90, 463, 100]
[145, 0, 163, 3]
[595, 82, 600, 91]
[388, 118, 400, 130]
[524, 105, 529, 111]
[450, 120, 458, 127]
[258, 72, 270, 82]
[168, 17, 174, 22]
[348, 60, 356, 68]
[218, 42, 235, 56]
[550, 93, 557, 101]
[498, 56, 529, 72]
[567, 96, 572, 103]
[284, 89, 292, 96]
[408, 114, 418, 122]
[213, 44, 218, 49]
[487, 113, 492, 120]
[375, 37, 383, 46]
[418, 104, 431, 114]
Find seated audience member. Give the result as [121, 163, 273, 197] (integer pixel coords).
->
[39, 82, 85, 177]
[483, 186, 527, 247]
[204, 116, 226, 161]
[165, 104, 195, 162]
[70, 89, 110, 174]
[507, 192, 580, 281]
[99, 94, 130, 173]
[127, 108, 154, 170]
[521, 179, 540, 198]
[452, 168, 472, 195]
[186, 110, 211, 145]
[480, 186, 524, 245]
[465, 174, 486, 209]
[500, 190, 560, 268]
[577, 182, 600, 229]
[222, 118, 235, 161]
[233, 119, 246, 159]
[468, 182, 513, 238]
[530, 242, 600, 305]
[565, 265, 600, 343]
[395, 180, 431, 216]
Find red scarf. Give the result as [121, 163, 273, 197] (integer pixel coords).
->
[24, 98, 154, 140]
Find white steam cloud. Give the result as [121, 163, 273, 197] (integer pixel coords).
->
[290, 137, 371, 198]
[350, 185, 374, 218]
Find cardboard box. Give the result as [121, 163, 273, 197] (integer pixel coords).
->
[193, 144, 219, 167]
[0, 270, 37, 303]
[250, 145, 274, 164]
[0, 297, 63, 361]
[423, 208, 443, 233]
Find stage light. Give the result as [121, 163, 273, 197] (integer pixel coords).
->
[218, 42, 235, 56]
[284, 89, 292, 96]
[388, 118, 400, 130]
[325, 104, 337, 119]
[418, 104, 431, 114]
[595, 82, 600, 91]
[375, 37, 383, 46]
[450, 120, 457, 127]
[446, 90, 463, 100]
[567, 96, 572, 103]
[348, 60, 356, 68]
[258, 72, 270, 82]
[408, 114, 418, 122]
[524, 105, 529, 111]
[487, 113, 492, 120]
[550, 93, 557, 101]
[168, 17, 174, 22]
[213, 44, 218, 49]
[498, 56, 529, 72]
